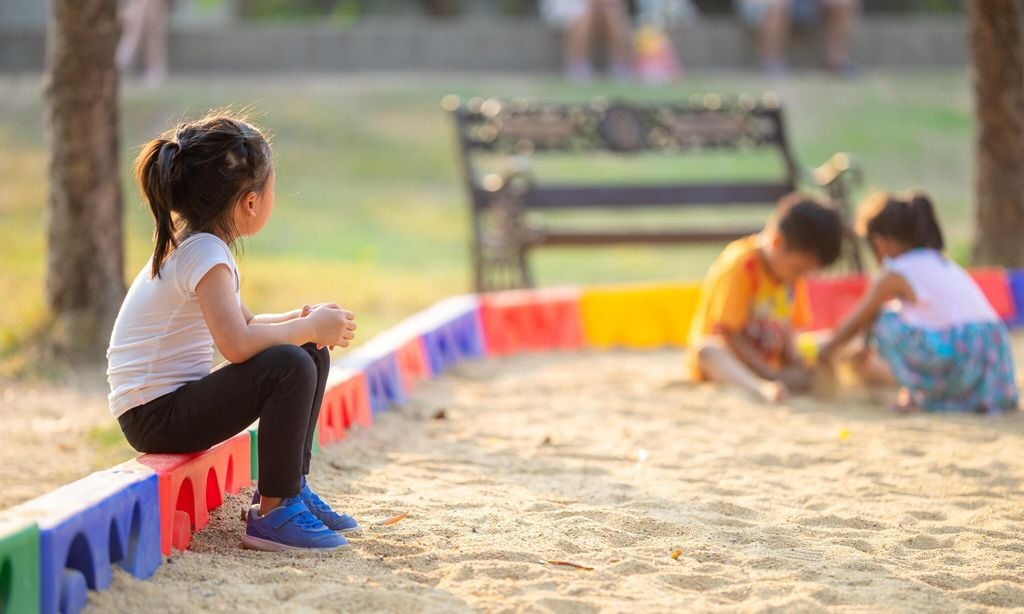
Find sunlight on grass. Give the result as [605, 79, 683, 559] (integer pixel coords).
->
[0, 71, 975, 354]
[85, 423, 137, 470]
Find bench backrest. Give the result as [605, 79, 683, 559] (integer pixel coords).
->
[446, 94, 801, 210]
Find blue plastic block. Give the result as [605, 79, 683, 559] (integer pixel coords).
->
[340, 336, 406, 415]
[362, 355, 404, 415]
[12, 466, 162, 614]
[1009, 269, 1024, 327]
[421, 301, 486, 376]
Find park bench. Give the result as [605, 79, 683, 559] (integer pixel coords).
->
[445, 94, 863, 291]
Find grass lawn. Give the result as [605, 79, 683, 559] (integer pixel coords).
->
[0, 71, 974, 359]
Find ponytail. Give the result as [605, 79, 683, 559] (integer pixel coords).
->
[857, 190, 946, 251]
[908, 192, 944, 250]
[134, 138, 184, 278]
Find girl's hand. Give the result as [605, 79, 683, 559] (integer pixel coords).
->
[300, 302, 340, 319]
[306, 305, 357, 350]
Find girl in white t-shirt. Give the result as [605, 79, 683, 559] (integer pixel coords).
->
[108, 114, 357, 551]
[820, 191, 1018, 414]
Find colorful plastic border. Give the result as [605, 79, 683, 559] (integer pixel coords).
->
[2, 269, 1022, 612]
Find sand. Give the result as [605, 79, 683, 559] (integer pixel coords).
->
[82, 342, 1024, 613]
[0, 367, 130, 510]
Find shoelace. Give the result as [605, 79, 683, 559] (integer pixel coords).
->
[304, 489, 338, 516]
[292, 508, 327, 531]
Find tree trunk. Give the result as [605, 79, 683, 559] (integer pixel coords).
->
[969, 0, 1024, 267]
[43, 0, 125, 359]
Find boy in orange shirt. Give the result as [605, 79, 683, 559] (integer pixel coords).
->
[689, 193, 843, 402]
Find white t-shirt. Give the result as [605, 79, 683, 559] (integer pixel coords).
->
[106, 233, 240, 418]
[885, 248, 998, 330]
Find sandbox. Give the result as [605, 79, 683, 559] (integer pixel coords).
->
[89, 347, 1024, 611]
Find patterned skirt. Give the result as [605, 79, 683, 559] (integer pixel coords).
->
[873, 311, 1019, 414]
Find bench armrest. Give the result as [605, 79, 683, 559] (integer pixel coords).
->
[805, 152, 863, 197]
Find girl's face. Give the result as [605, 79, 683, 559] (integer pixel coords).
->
[237, 166, 276, 237]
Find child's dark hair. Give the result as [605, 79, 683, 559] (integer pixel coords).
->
[772, 192, 844, 267]
[133, 113, 273, 278]
[856, 190, 944, 251]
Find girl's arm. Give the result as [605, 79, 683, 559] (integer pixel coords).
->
[242, 302, 342, 325]
[819, 271, 914, 363]
[197, 266, 355, 363]
[720, 327, 782, 381]
[243, 304, 303, 325]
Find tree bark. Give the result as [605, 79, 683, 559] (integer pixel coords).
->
[969, 0, 1024, 267]
[43, 0, 125, 358]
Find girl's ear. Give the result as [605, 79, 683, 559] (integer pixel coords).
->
[239, 191, 258, 216]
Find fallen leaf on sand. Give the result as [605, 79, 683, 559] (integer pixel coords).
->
[377, 512, 409, 526]
[671, 549, 682, 560]
[541, 560, 594, 571]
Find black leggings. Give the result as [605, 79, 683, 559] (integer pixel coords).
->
[118, 343, 328, 498]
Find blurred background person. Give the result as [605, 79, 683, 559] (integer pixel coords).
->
[737, 0, 859, 77]
[116, 0, 171, 86]
[542, 0, 634, 82]
[634, 0, 697, 84]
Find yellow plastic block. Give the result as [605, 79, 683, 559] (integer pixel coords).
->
[580, 282, 702, 349]
[795, 330, 822, 365]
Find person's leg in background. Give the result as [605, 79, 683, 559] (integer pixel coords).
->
[542, 0, 596, 81]
[116, 0, 147, 73]
[820, 0, 859, 76]
[759, 0, 792, 75]
[594, 0, 634, 80]
[565, 1, 597, 81]
[737, 0, 792, 76]
[141, 0, 169, 85]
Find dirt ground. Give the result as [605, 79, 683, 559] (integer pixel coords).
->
[20, 335, 1013, 612]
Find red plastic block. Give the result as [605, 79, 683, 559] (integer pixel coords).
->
[805, 274, 869, 331]
[131, 433, 251, 556]
[319, 369, 372, 446]
[396, 337, 431, 392]
[969, 268, 1016, 321]
[480, 288, 584, 356]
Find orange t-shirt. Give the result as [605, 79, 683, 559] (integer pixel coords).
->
[689, 236, 811, 376]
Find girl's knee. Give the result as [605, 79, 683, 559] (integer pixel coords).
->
[260, 344, 317, 383]
[301, 342, 330, 369]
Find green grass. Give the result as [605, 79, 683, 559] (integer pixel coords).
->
[0, 71, 976, 356]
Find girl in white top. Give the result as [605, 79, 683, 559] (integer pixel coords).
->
[107, 113, 358, 551]
[820, 191, 1018, 414]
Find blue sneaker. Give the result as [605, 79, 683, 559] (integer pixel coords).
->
[251, 477, 360, 533]
[242, 496, 349, 551]
[300, 477, 360, 533]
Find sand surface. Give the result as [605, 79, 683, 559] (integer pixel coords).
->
[80, 344, 1024, 613]
[0, 367, 129, 510]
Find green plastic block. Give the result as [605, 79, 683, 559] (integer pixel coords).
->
[0, 516, 41, 614]
[248, 425, 259, 483]
[246, 421, 319, 485]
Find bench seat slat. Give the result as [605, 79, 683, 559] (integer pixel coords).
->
[521, 182, 794, 209]
[533, 227, 761, 246]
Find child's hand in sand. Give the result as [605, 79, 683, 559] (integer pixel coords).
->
[759, 379, 788, 403]
[306, 304, 357, 350]
[778, 364, 814, 394]
[817, 337, 839, 365]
